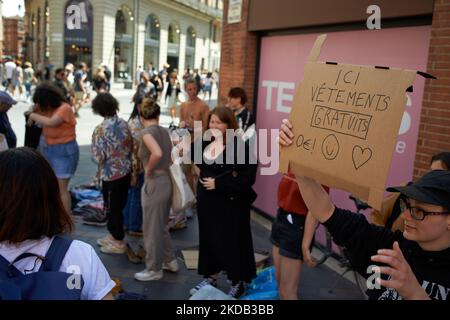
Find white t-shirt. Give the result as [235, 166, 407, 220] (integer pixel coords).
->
[5, 61, 16, 79]
[0, 237, 116, 300]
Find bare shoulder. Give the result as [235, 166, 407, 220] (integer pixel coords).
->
[200, 101, 209, 110]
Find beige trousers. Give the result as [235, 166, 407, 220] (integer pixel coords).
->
[141, 172, 175, 271]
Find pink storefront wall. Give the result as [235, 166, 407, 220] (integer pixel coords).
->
[254, 26, 432, 236]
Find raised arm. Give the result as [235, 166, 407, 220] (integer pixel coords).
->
[28, 112, 64, 127]
[294, 175, 335, 223]
[278, 118, 334, 221]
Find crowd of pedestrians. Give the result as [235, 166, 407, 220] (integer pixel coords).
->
[0, 58, 448, 301]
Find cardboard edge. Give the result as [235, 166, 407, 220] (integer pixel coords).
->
[368, 189, 385, 212]
[307, 34, 327, 62]
[290, 162, 370, 200]
[314, 62, 435, 81]
[279, 80, 303, 174]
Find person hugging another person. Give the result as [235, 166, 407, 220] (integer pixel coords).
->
[91, 93, 133, 255]
[27, 84, 79, 213]
[134, 98, 178, 281]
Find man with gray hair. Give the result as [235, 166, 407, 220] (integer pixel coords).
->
[172, 78, 209, 227]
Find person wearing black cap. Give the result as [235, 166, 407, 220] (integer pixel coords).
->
[0, 91, 17, 149]
[279, 120, 450, 300]
[371, 152, 450, 232]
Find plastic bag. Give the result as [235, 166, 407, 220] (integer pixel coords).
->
[170, 163, 196, 213]
[189, 284, 235, 300]
[240, 266, 279, 300]
[241, 290, 279, 300]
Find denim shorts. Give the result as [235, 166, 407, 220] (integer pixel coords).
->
[270, 208, 311, 260]
[42, 139, 79, 179]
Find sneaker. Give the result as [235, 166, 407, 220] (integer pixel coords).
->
[100, 242, 126, 254]
[125, 243, 143, 264]
[163, 259, 179, 272]
[96, 235, 115, 246]
[82, 210, 107, 226]
[228, 281, 245, 299]
[134, 269, 163, 281]
[189, 277, 217, 296]
[137, 245, 146, 259]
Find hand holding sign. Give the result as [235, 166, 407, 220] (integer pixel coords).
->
[280, 35, 421, 210]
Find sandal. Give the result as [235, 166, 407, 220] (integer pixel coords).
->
[125, 243, 143, 264]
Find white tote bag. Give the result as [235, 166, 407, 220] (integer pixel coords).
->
[0, 133, 8, 152]
[169, 163, 196, 213]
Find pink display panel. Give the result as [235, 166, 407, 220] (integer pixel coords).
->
[254, 26, 432, 218]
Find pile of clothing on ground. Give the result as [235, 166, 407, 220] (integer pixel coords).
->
[70, 184, 106, 226]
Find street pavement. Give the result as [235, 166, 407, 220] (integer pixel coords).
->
[7, 84, 366, 300]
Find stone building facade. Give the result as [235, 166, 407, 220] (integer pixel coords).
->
[24, 0, 222, 80]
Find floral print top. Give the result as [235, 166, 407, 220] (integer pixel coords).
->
[128, 116, 144, 176]
[92, 115, 133, 181]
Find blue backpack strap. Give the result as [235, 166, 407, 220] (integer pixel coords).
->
[0, 254, 25, 279]
[0, 255, 12, 280]
[0, 254, 25, 300]
[39, 236, 73, 272]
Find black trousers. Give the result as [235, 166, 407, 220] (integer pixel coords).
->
[102, 174, 131, 241]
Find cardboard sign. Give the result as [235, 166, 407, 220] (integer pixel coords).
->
[280, 35, 421, 210]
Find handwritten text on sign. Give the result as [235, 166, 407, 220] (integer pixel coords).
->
[294, 68, 395, 170]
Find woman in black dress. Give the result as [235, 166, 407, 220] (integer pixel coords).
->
[185, 107, 257, 298]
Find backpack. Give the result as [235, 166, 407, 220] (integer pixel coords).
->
[0, 236, 84, 300]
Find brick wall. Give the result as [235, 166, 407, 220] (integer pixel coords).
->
[3, 18, 19, 57]
[218, 0, 258, 109]
[414, 0, 450, 178]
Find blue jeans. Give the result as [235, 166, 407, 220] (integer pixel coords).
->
[25, 83, 32, 98]
[123, 173, 144, 232]
[41, 139, 79, 179]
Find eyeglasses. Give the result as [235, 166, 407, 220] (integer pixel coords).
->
[399, 198, 450, 221]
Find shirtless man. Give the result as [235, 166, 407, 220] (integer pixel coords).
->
[179, 78, 209, 134]
[176, 78, 209, 224]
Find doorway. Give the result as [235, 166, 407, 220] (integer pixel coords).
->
[167, 56, 179, 74]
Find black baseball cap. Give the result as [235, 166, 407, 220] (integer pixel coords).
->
[386, 170, 450, 210]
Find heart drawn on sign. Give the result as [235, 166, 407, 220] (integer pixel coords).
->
[352, 146, 372, 170]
